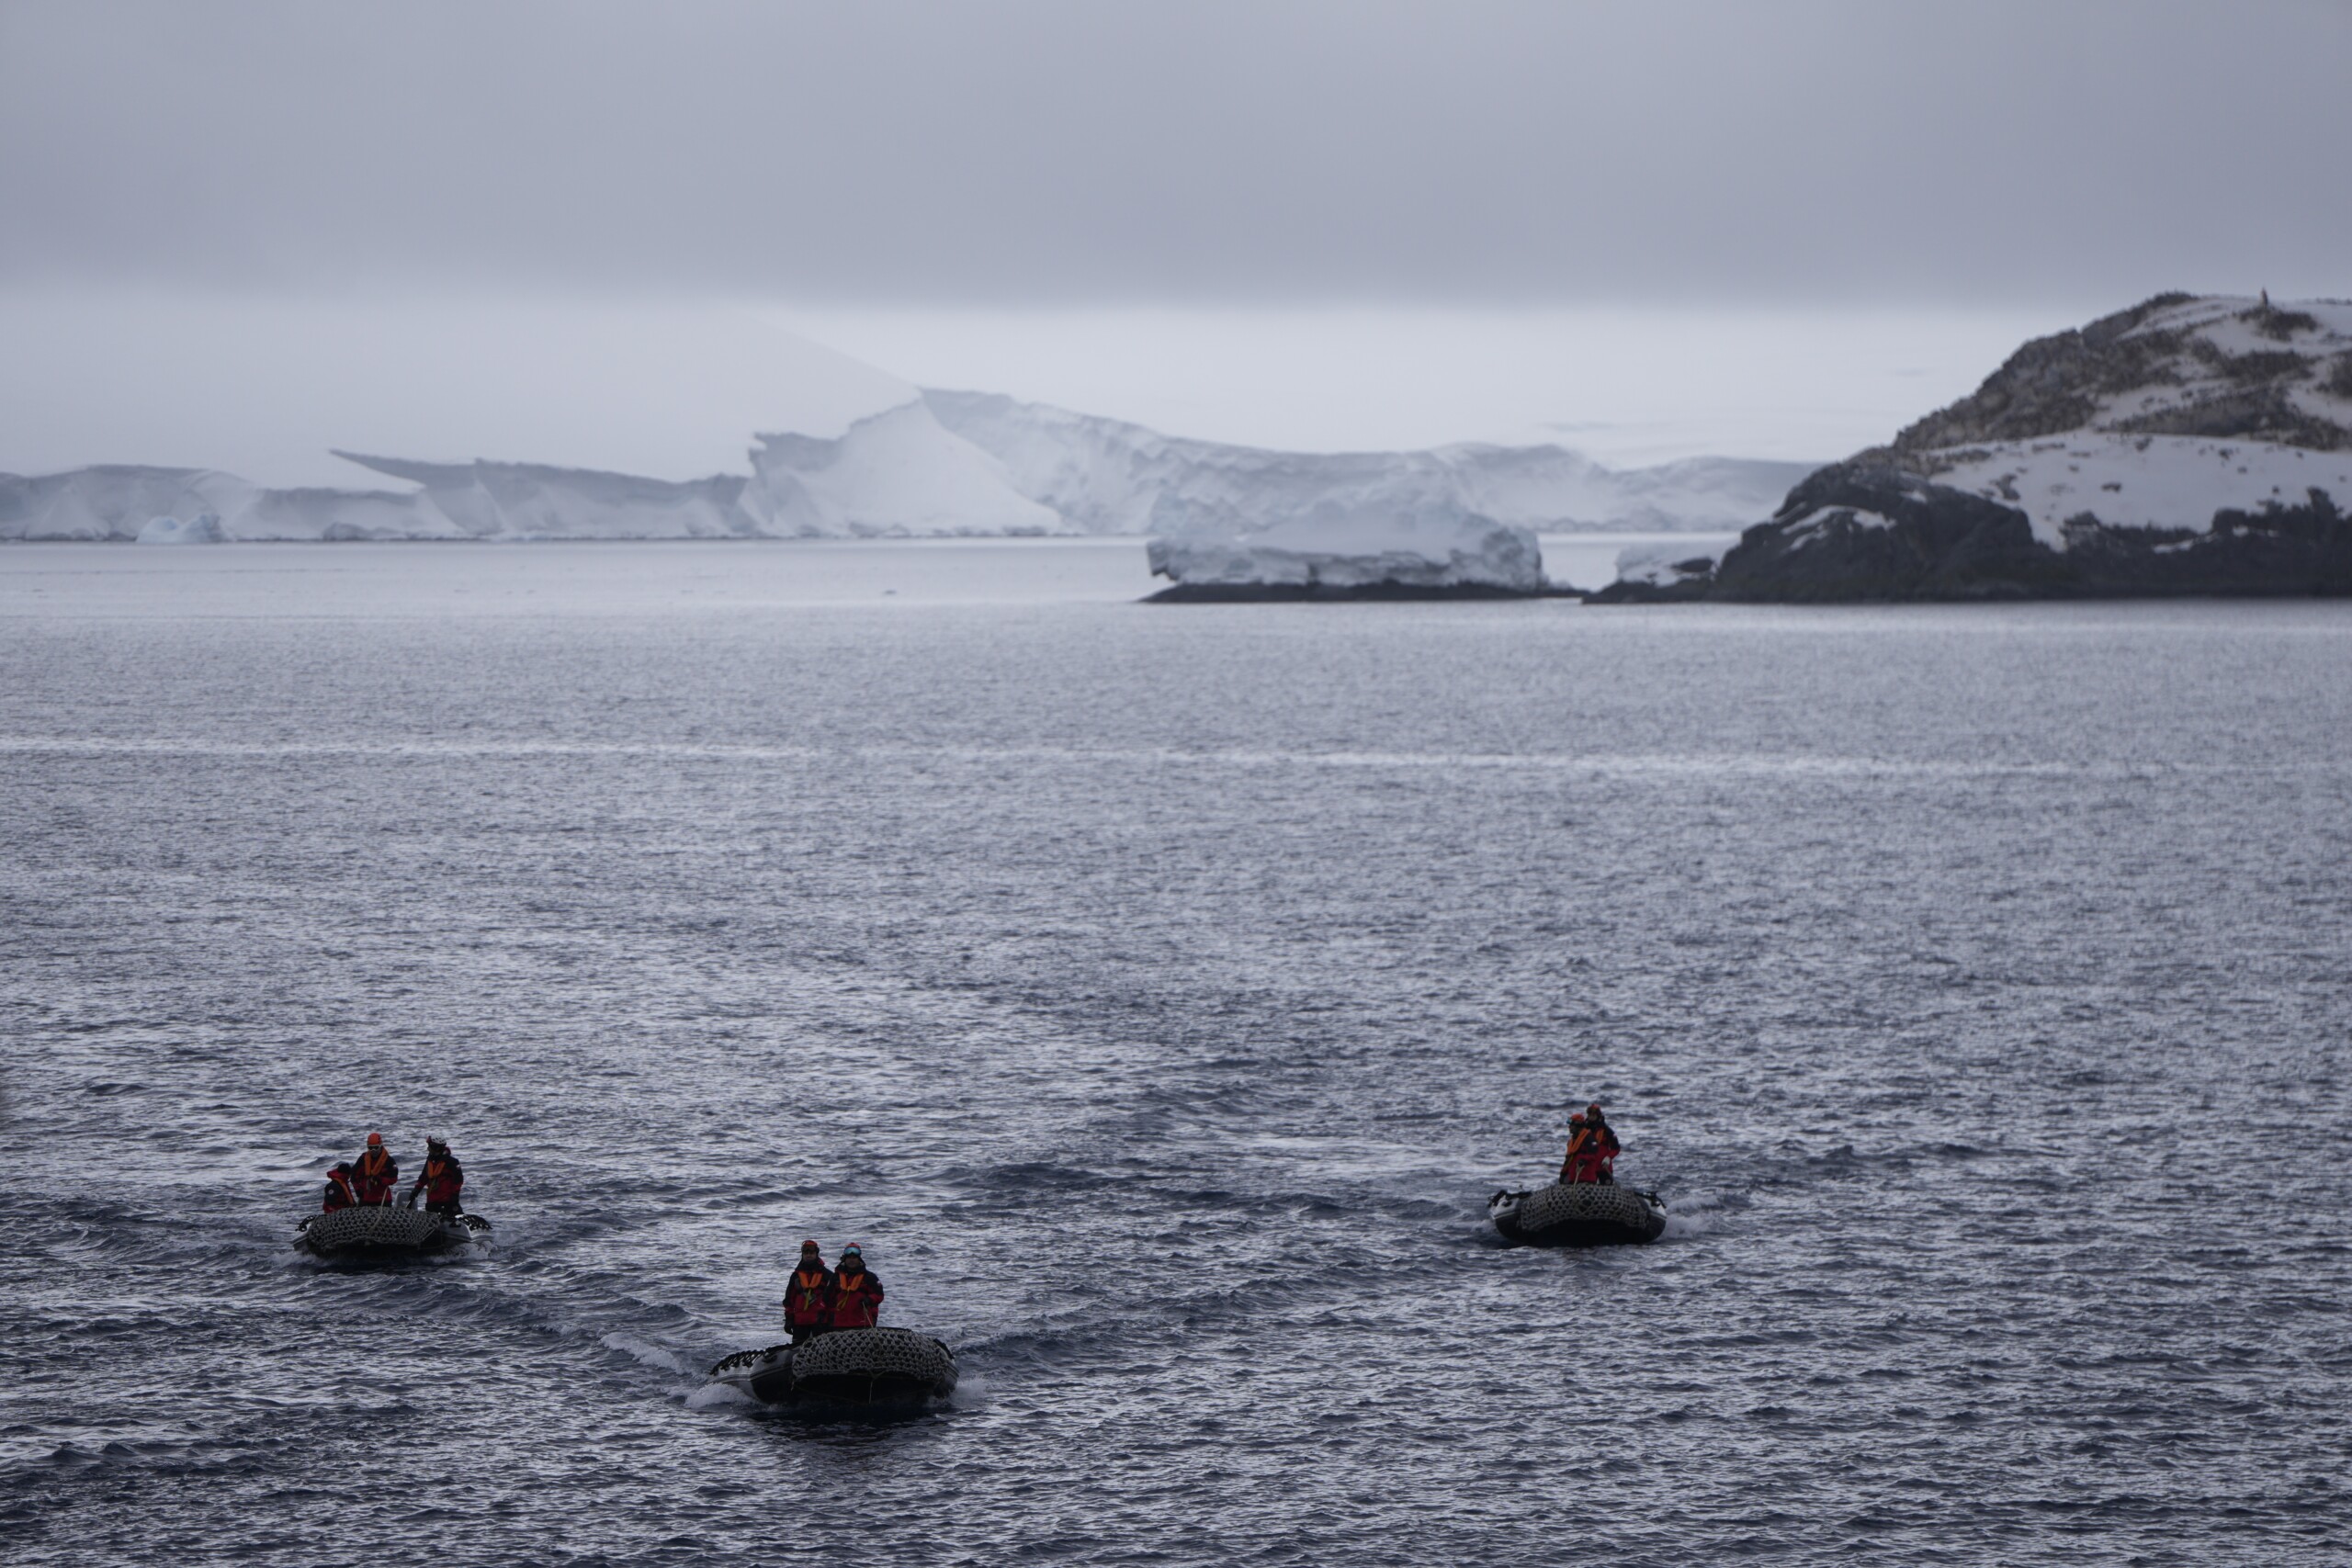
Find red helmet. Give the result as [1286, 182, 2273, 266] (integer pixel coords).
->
[365, 1132, 383, 1147]
[799, 1239, 820, 1254]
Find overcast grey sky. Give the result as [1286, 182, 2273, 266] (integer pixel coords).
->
[2, 0, 2346, 476]
[6, 0, 2346, 305]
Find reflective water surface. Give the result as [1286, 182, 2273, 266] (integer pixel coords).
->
[3, 544, 2347, 1566]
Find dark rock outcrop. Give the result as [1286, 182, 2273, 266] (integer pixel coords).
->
[1591, 467, 2351, 603]
[1592, 293, 2352, 603]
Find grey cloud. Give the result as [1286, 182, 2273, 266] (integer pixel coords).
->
[1, 0, 2346, 305]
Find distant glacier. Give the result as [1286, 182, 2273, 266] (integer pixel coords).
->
[0, 389, 1811, 546]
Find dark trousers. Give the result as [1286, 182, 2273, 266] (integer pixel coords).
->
[425, 1197, 462, 1219]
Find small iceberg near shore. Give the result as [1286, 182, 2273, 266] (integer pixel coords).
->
[135, 513, 227, 545]
[1146, 505, 1546, 601]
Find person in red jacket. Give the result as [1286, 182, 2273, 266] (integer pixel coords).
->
[1583, 1102, 1622, 1185]
[1560, 1113, 1595, 1183]
[783, 1240, 836, 1344]
[409, 1136, 464, 1219]
[827, 1244, 885, 1330]
[322, 1163, 357, 1213]
[351, 1134, 399, 1205]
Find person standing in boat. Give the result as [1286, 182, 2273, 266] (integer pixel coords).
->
[1584, 1102, 1621, 1185]
[409, 1136, 465, 1219]
[350, 1133, 399, 1205]
[1560, 1113, 1595, 1183]
[827, 1244, 885, 1331]
[783, 1240, 836, 1345]
[322, 1162, 358, 1213]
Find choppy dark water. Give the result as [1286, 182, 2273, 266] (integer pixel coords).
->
[3, 545, 2348, 1566]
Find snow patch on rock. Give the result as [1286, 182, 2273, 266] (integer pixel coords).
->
[1918, 434, 2352, 549]
[1612, 538, 1730, 589]
[1780, 504, 1899, 548]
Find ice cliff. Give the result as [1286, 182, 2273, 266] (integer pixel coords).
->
[922, 389, 1804, 594]
[3, 380, 1805, 591]
[1595, 294, 2352, 602]
[0, 400, 1059, 543]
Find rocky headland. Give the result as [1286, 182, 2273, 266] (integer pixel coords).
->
[1592, 293, 2352, 602]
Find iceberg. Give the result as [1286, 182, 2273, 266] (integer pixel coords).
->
[3, 354, 1807, 559]
[136, 513, 227, 546]
[921, 389, 1794, 594]
[331, 454, 748, 540]
[922, 389, 1811, 536]
[1146, 511, 1544, 595]
[741, 400, 1066, 537]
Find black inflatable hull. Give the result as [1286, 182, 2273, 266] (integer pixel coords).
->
[294, 1206, 490, 1259]
[709, 1328, 956, 1411]
[1490, 1181, 1665, 1247]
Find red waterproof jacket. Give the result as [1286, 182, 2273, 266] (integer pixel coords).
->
[828, 1268, 885, 1330]
[415, 1152, 464, 1205]
[352, 1148, 399, 1204]
[784, 1264, 836, 1331]
[322, 1170, 356, 1213]
[1561, 1126, 1594, 1183]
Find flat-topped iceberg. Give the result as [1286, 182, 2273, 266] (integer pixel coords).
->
[1146, 510, 1544, 597]
[1133, 453, 1542, 596]
[922, 389, 1800, 595]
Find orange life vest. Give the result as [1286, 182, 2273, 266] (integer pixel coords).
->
[322, 1171, 356, 1212]
[785, 1265, 834, 1327]
[828, 1269, 883, 1329]
[353, 1147, 397, 1202]
[419, 1155, 462, 1204]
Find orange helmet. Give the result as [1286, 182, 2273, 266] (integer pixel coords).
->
[366, 1132, 383, 1147]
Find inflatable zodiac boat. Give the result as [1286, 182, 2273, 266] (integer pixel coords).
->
[1489, 1181, 1666, 1247]
[294, 1204, 491, 1259]
[708, 1327, 957, 1409]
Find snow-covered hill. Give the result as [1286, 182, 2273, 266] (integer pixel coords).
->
[1597, 295, 2352, 601]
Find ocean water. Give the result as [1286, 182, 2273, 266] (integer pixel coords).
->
[2, 542, 2348, 1567]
